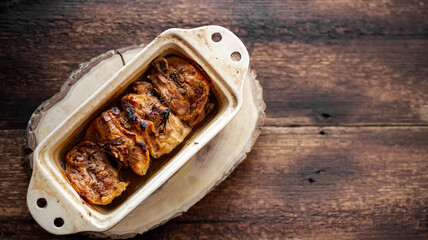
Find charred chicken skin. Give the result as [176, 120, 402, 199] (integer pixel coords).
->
[148, 56, 213, 127]
[65, 140, 129, 205]
[121, 81, 191, 158]
[85, 107, 151, 176]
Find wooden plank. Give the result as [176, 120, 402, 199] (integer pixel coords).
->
[1, 127, 427, 239]
[2, 38, 427, 128]
[0, 1, 427, 128]
[253, 39, 428, 126]
[1, 1, 426, 41]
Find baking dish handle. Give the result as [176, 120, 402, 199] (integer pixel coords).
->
[165, 25, 250, 99]
[27, 160, 97, 234]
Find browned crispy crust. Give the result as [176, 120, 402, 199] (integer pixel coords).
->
[121, 81, 191, 158]
[65, 140, 129, 205]
[148, 56, 211, 127]
[85, 107, 151, 176]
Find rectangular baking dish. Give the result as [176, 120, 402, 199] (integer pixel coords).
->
[26, 25, 249, 234]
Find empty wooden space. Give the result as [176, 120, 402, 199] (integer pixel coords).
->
[0, 0, 427, 239]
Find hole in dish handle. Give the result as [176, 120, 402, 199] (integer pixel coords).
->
[231, 52, 241, 62]
[211, 32, 222, 42]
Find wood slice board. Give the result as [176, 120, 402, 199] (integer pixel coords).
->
[25, 44, 265, 238]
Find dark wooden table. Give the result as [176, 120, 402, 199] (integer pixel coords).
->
[1, 1, 427, 239]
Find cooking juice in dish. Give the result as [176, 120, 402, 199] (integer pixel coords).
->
[62, 54, 219, 211]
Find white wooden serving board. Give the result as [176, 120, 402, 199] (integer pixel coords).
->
[25, 44, 265, 238]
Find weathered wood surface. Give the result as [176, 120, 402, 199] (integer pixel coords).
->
[1, 0, 427, 128]
[1, 127, 427, 239]
[0, 0, 427, 239]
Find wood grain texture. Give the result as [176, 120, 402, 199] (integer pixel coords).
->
[1, 0, 427, 239]
[1, 127, 427, 239]
[255, 39, 428, 126]
[0, 0, 427, 128]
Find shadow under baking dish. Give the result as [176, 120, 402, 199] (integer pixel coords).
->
[54, 50, 226, 214]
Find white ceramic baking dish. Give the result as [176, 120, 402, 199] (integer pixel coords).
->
[26, 25, 249, 235]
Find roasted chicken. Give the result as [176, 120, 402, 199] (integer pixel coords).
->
[65, 140, 129, 205]
[65, 55, 215, 205]
[121, 81, 191, 158]
[149, 56, 214, 127]
[85, 107, 150, 176]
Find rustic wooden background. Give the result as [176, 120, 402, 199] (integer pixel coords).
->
[1, 0, 427, 239]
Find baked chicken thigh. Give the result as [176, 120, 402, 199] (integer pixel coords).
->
[121, 81, 191, 158]
[148, 56, 214, 127]
[65, 140, 129, 205]
[85, 107, 151, 176]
